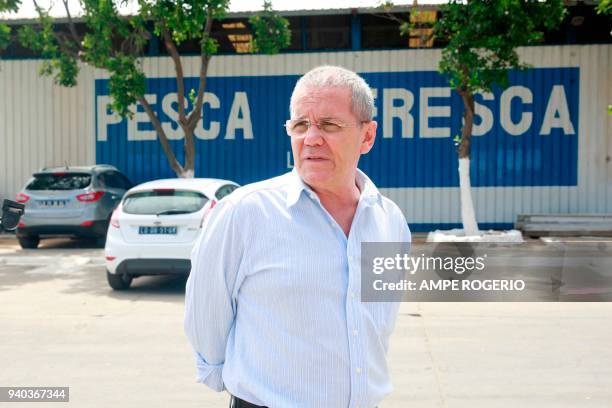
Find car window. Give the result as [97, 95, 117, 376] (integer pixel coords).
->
[115, 173, 133, 190]
[122, 190, 209, 215]
[97, 173, 109, 188]
[101, 171, 131, 190]
[27, 173, 92, 191]
[215, 184, 238, 200]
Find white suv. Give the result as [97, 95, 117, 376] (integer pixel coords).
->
[104, 178, 239, 290]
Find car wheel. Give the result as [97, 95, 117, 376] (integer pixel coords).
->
[106, 270, 132, 290]
[18, 235, 40, 249]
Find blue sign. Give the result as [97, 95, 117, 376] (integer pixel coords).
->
[95, 67, 579, 187]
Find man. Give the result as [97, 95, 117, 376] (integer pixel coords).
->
[185, 65, 411, 408]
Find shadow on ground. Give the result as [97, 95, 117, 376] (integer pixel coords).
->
[1, 238, 189, 302]
[36, 237, 103, 249]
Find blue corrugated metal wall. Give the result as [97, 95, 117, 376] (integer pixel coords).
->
[95, 68, 579, 192]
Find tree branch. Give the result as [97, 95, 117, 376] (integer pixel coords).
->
[55, 32, 81, 58]
[31, 0, 43, 14]
[32, 0, 82, 58]
[187, 9, 214, 130]
[162, 27, 187, 127]
[61, 0, 81, 46]
[138, 95, 183, 175]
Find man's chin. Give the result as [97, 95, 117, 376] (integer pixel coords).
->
[299, 169, 332, 190]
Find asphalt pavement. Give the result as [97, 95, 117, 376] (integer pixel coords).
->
[1, 236, 611, 407]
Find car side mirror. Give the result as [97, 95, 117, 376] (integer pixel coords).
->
[1, 199, 25, 231]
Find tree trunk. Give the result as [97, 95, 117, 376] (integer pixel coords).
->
[182, 126, 196, 178]
[457, 89, 480, 236]
[159, 14, 212, 180]
[139, 93, 194, 178]
[138, 95, 185, 177]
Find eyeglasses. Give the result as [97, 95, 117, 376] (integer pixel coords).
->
[284, 119, 368, 137]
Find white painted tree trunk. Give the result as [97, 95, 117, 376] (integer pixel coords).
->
[458, 157, 479, 236]
[179, 169, 195, 178]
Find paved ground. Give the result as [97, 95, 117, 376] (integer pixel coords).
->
[1, 236, 612, 407]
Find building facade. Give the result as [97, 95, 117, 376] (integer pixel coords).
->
[1, 44, 610, 231]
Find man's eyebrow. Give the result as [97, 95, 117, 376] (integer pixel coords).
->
[291, 115, 342, 121]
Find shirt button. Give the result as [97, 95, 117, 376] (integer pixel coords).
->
[356, 367, 362, 374]
[350, 292, 355, 299]
[352, 329, 358, 336]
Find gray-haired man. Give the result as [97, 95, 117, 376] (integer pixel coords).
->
[185, 65, 411, 407]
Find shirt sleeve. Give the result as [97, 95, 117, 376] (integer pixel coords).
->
[184, 198, 245, 392]
[393, 202, 411, 246]
[402, 219, 412, 246]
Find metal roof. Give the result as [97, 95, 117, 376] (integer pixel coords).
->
[0, 0, 444, 23]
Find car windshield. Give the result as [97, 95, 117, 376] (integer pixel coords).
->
[122, 190, 208, 215]
[27, 173, 92, 191]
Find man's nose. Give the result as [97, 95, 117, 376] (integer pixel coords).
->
[302, 124, 324, 146]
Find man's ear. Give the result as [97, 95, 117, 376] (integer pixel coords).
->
[360, 121, 377, 154]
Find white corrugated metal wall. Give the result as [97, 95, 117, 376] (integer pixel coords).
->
[0, 59, 96, 202]
[0, 45, 610, 228]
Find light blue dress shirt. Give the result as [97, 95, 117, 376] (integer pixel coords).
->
[184, 169, 411, 408]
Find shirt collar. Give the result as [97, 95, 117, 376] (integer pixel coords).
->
[356, 169, 383, 208]
[286, 168, 383, 208]
[286, 168, 310, 208]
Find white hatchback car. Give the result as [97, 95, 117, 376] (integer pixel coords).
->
[104, 178, 239, 290]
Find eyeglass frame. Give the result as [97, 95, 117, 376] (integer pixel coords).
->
[284, 118, 371, 137]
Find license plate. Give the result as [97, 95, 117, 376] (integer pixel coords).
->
[38, 199, 69, 208]
[138, 226, 177, 235]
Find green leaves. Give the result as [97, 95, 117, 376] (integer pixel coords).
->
[188, 88, 197, 105]
[18, 0, 289, 120]
[453, 134, 462, 146]
[200, 35, 218, 55]
[107, 55, 146, 118]
[249, 0, 291, 54]
[596, 0, 611, 15]
[18, 9, 81, 85]
[0, 23, 10, 53]
[145, 0, 229, 45]
[45, 53, 79, 86]
[0, 0, 20, 12]
[434, 0, 566, 94]
[0, 0, 21, 56]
